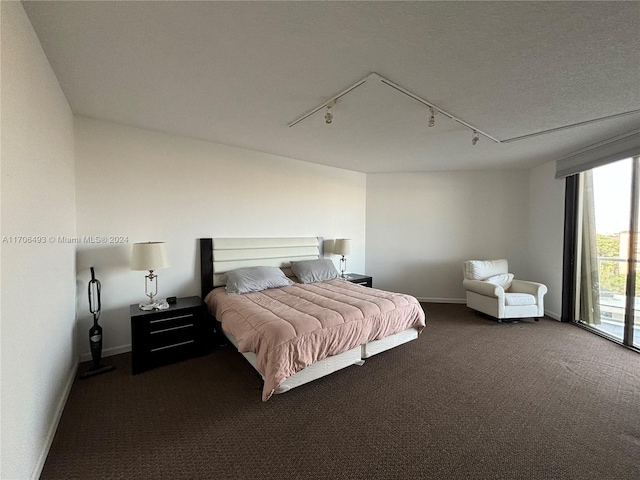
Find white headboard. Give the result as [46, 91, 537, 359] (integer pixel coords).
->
[199, 237, 323, 295]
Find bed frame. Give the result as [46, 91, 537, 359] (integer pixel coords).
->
[199, 237, 419, 395]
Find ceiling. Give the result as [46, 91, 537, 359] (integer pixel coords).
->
[22, 1, 640, 173]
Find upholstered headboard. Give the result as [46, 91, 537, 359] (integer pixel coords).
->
[199, 237, 324, 298]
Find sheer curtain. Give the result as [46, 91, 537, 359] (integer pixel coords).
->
[579, 171, 601, 325]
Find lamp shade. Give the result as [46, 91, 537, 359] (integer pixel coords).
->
[130, 242, 169, 271]
[333, 239, 352, 256]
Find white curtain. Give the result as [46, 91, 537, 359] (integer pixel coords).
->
[579, 171, 601, 325]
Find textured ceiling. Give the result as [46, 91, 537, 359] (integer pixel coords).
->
[22, 1, 640, 173]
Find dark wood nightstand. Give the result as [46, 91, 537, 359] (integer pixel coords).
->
[130, 296, 206, 374]
[346, 274, 373, 287]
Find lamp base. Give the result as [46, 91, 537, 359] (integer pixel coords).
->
[339, 255, 349, 280]
[138, 299, 169, 311]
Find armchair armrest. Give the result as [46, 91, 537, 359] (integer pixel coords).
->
[463, 279, 504, 299]
[510, 280, 548, 297]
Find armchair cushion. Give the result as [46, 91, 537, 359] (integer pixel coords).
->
[463, 259, 508, 280]
[484, 273, 514, 290]
[504, 293, 536, 306]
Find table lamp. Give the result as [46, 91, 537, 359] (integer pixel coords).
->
[130, 242, 169, 309]
[333, 239, 352, 280]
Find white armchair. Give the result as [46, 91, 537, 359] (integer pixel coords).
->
[462, 259, 547, 322]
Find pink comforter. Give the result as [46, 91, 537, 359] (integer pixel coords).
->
[204, 279, 426, 400]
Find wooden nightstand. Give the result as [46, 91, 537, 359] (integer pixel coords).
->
[130, 296, 206, 374]
[346, 274, 373, 287]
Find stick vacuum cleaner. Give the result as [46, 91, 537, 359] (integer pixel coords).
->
[81, 267, 116, 379]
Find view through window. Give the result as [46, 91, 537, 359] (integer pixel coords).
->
[578, 157, 639, 347]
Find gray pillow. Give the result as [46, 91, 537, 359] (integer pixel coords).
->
[221, 266, 293, 294]
[290, 258, 339, 284]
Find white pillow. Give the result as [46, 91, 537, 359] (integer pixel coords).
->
[484, 273, 514, 290]
[464, 259, 509, 280]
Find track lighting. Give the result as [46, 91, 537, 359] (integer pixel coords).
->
[325, 101, 335, 124]
[288, 73, 501, 145]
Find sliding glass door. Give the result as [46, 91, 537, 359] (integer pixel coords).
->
[574, 156, 639, 348]
[630, 161, 640, 349]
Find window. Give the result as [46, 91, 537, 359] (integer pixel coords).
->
[565, 156, 640, 349]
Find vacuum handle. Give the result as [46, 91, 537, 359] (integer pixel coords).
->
[88, 267, 101, 314]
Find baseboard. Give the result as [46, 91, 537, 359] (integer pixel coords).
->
[30, 358, 79, 480]
[416, 297, 466, 304]
[545, 310, 561, 321]
[79, 344, 131, 363]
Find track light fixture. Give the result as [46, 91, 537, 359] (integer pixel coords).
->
[325, 101, 335, 124]
[428, 108, 436, 128]
[324, 106, 333, 124]
[288, 73, 503, 145]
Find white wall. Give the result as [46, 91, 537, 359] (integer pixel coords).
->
[1, 3, 77, 479]
[74, 117, 367, 359]
[366, 170, 530, 301]
[526, 161, 566, 320]
[365, 165, 566, 319]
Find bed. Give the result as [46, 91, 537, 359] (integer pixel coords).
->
[200, 237, 426, 400]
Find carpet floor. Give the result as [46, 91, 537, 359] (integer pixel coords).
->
[42, 303, 640, 479]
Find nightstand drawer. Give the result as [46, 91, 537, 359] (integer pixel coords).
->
[130, 296, 206, 374]
[148, 323, 196, 350]
[146, 341, 199, 370]
[147, 312, 197, 332]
